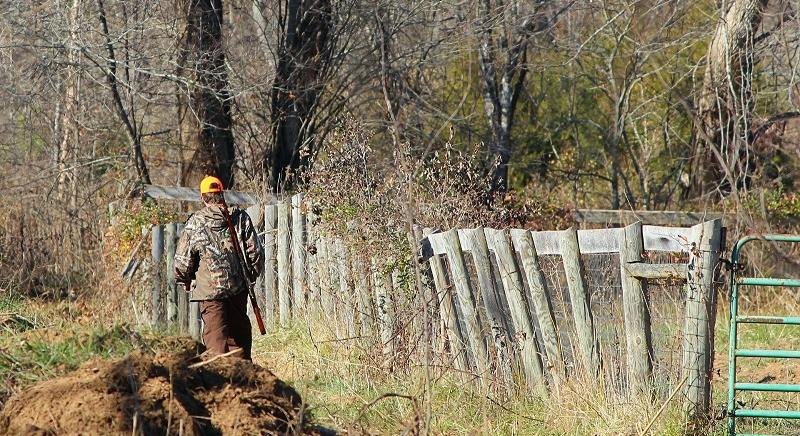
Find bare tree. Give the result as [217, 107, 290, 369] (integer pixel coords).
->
[475, 0, 553, 192]
[177, 0, 236, 188]
[57, 0, 82, 205]
[94, 0, 151, 184]
[259, 0, 333, 191]
[566, 0, 698, 209]
[689, 0, 770, 198]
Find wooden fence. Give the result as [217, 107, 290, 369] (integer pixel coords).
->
[146, 193, 724, 418]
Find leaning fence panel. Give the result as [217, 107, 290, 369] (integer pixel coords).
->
[422, 219, 721, 414]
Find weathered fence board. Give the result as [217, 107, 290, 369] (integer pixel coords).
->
[151, 224, 164, 327]
[442, 229, 489, 381]
[316, 236, 334, 327]
[277, 201, 292, 325]
[413, 226, 440, 350]
[372, 258, 396, 362]
[176, 224, 188, 332]
[305, 212, 320, 309]
[487, 228, 546, 395]
[682, 219, 722, 419]
[464, 229, 505, 333]
[164, 223, 178, 324]
[263, 205, 278, 329]
[142, 184, 263, 205]
[325, 238, 344, 340]
[619, 222, 653, 395]
[424, 228, 469, 373]
[573, 208, 726, 226]
[511, 229, 565, 381]
[625, 263, 688, 279]
[561, 228, 602, 379]
[465, 228, 513, 386]
[336, 239, 356, 338]
[291, 194, 306, 310]
[352, 255, 374, 338]
[390, 269, 406, 348]
[423, 225, 696, 259]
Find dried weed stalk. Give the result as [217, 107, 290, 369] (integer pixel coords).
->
[306, 122, 571, 260]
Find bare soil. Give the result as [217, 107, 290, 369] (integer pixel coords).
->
[0, 339, 319, 435]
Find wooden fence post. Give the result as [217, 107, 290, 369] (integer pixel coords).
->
[176, 224, 189, 333]
[391, 269, 406, 352]
[414, 226, 440, 349]
[512, 229, 566, 382]
[277, 200, 292, 325]
[291, 194, 306, 310]
[263, 205, 278, 330]
[316, 236, 333, 325]
[247, 204, 265, 325]
[352, 255, 374, 338]
[442, 229, 489, 382]
[325, 238, 343, 339]
[682, 219, 722, 421]
[561, 227, 602, 380]
[619, 222, 653, 395]
[465, 228, 513, 388]
[487, 228, 546, 395]
[424, 228, 468, 373]
[336, 238, 356, 338]
[165, 223, 178, 326]
[372, 258, 396, 362]
[151, 224, 165, 327]
[305, 211, 320, 308]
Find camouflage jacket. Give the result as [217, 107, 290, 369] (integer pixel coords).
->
[174, 205, 264, 301]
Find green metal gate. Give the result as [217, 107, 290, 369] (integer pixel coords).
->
[728, 235, 800, 436]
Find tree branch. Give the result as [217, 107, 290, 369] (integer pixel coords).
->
[749, 111, 800, 144]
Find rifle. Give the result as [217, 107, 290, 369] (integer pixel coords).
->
[220, 205, 267, 335]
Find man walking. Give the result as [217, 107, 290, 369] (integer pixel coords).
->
[175, 176, 264, 360]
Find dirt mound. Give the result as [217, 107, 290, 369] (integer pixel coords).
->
[0, 340, 317, 435]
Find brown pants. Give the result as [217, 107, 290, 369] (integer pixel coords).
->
[200, 291, 252, 360]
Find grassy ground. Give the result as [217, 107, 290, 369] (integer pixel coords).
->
[252, 317, 719, 435]
[0, 293, 176, 407]
[713, 300, 800, 436]
[6, 290, 798, 435]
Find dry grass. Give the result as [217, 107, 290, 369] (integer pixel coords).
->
[713, 293, 800, 436]
[0, 292, 184, 409]
[252, 315, 720, 435]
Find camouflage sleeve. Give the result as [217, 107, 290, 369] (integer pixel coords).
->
[239, 210, 264, 278]
[174, 216, 200, 284]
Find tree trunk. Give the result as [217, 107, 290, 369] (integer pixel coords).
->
[476, 0, 540, 193]
[95, 0, 151, 185]
[178, 0, 236, 188]
[57, 0, 81, 206]
[266, 0, 332, 192]
[690, 0, 769, 197]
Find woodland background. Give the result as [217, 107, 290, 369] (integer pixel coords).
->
[1, 0, 798, 295]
